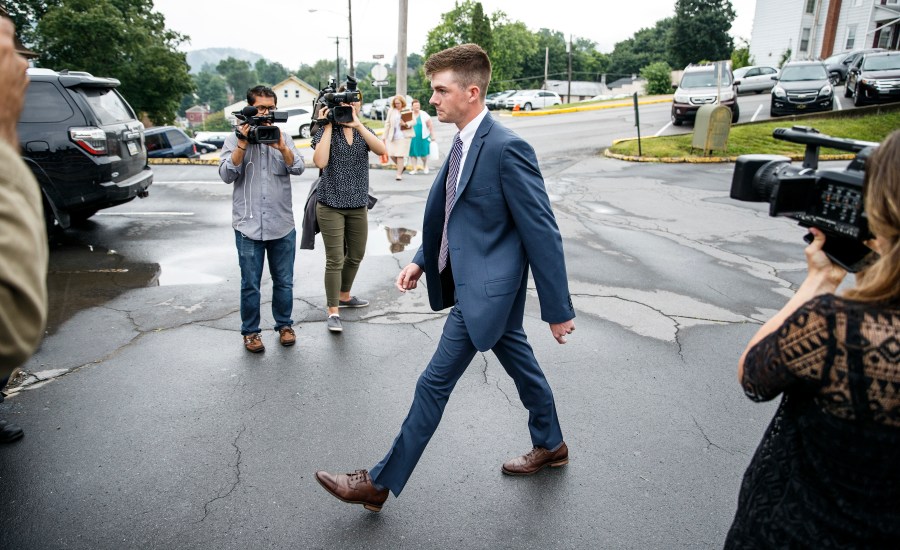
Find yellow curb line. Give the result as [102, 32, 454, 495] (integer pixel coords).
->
[511, 97, 673, 117]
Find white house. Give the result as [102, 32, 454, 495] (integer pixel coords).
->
[223, 75, 319, 123]
[750, 0, 899, 65]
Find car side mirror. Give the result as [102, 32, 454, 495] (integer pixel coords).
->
[733, 79, 741, 86]
[671, 83, 678, 91]
[771, 75, 778, 80]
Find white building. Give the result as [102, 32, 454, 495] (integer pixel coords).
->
[750, 0, 899, 65]
[223, 75, 319, 124]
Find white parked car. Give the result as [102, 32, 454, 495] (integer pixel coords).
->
[733, 65, 779, 94]
[504, 90, 562, 111]
[274, 106, 313, 139]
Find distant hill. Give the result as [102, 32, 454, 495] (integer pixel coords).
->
[185, 48, 264, 74]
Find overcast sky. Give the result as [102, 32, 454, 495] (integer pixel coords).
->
[151, 0, 757, 71]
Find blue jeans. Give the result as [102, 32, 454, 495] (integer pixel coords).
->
[234, 229, 296, 335]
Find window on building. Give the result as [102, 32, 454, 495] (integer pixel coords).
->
[283, 90, 288, 98]
[295, 90, 300, 98]
[877, 26, 894, 48]
[845, 24, 858, 50]
[852, 0, 862, 7]
[805, 0, 816, 14]
[800, 28, 811, 52]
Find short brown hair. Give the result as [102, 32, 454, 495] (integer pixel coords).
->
[424, 43, 491, 100]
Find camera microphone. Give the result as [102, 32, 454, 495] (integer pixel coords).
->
[242, 105, 259, 117]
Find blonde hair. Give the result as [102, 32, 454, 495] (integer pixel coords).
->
[424, 43, 491, 100]
[391, 95, 407, 109]
[844, 129, 900, 302]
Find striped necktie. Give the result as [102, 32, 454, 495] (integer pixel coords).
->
[438, 134, 463, 272]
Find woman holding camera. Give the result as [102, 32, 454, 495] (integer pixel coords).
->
[725, 130, 900, 548]
[311, 93, 386, 333]
[383, 95, 412, 181]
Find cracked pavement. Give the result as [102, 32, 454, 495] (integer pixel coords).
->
[0, 150, 830, 549]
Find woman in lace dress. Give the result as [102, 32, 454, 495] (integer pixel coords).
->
[725, 130, 900, 549]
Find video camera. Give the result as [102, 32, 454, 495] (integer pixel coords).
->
[314, 76, 362, 126]
[730, 126, 879, 272]
[231, 105, 288, 145]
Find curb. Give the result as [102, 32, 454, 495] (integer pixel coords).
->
[510, 97, 673, 117]
[603, 138, 858, 164]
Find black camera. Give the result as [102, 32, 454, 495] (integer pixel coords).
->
[231, 105, 288, 144]
[730, 126, 880, 272]
[314, 76, 362, 126]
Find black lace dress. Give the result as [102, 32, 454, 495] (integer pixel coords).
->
[725, 294, 900, 549]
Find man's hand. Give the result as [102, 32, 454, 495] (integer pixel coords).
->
[550, 320, 575, 344]
[396, 263, 423, 292]
[0, 18, 28, 146]
[236, 123, 250, 141]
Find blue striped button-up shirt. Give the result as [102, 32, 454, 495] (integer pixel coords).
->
[218, 132, 305, 241]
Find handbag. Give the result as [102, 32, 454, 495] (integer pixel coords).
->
[428, 139, 439, 161]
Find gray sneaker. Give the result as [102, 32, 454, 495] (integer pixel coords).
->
[338, 296, 369, 308]
[327, 315, 343, 333]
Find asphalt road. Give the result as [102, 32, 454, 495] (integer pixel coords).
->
[0, 106, 853, 548]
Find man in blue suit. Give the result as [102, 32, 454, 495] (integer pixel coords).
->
[315, 43, 576, 512]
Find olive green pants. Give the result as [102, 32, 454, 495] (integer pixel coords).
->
[316, 203, 368, 307]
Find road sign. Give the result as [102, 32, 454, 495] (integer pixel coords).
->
[372, 80, 389, 86]
[372, 54, 384, 59]
[370, 63, 388, 81]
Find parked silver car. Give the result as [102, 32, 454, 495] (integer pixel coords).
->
[503, 90, 562, 111]
[733, 65, 779, 94]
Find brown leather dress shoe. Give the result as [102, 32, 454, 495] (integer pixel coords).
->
[278, 326, 296, 346]
[315, 469, 389, 512]
[501, 442, 569, 476]
[243, 333, 265, 353]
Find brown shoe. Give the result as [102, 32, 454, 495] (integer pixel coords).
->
[243, 333, 265, 353]
[278, 326, 296, 346]
[315, 469, 389, 512]
[501, 442, 569, 476]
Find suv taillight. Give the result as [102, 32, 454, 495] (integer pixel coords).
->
[69, 127, 108, 155]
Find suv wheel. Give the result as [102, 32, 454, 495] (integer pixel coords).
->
[672, 117, 683, 126]
[853, 85, 866, 107]
[731, 105, 740, 123]
[844, 83, 853, 98]
[523, 103, 533, 111]
[299, 124, 311, 139]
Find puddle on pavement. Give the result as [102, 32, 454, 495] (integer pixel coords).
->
[384, 226, 418, 253]
[45, 237, 160, 335]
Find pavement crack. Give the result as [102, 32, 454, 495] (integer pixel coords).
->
[692, 416, 732, 455]
[199, 424, 246, 523]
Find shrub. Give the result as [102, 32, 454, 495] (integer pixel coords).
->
[641, 62, 674, 95]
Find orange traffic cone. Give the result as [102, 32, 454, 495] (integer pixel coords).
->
[512, 104, 520, 112]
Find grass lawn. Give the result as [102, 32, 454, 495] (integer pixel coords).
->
[607, 105, 900, 159]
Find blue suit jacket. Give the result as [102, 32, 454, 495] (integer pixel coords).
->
[412, 112, 575, 351]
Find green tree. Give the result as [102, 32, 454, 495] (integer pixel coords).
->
[731, 38, 752, 70]
[488, 18, 537, 90]
[424, 0, 481, 58]
[217, 57, 258, 100]
[669, 0, 736, 68]
[5, 0, 62, 47]
[469, 2, 493, 55]
[608, 18, 674, 79]
[255, 59, 290, 87]
[194, 70, 229, 111]
[32, 0, 193, 124]
[640, 61, 673, 95]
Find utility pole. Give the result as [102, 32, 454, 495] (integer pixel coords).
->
[330, 36, 341, 82]
[544, 47, 548, 89]
[567, 35, 572, 104]
[397, 0, 408, 97]
[348, 0, 354, 78]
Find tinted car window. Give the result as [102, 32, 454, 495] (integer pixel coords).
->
[863, 55, 900, 71]
[20, 81, 74, 123]
[780, 65, 828, 81]
[145, 132, 168, 152]
[80, 88, 134, 125]
[167, 129, 189, 145]
[681, 72, 733, 87]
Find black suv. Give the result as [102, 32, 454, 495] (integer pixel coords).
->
[18, 68, 152, 230]
[845, 51, 900, 106]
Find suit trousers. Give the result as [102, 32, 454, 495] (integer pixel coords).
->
[369, 304, 564, 496]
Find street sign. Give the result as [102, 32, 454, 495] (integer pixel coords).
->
[372, 80, 389, 86]
[370, 63, 388, 81]
[373, 54, 384, 59]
